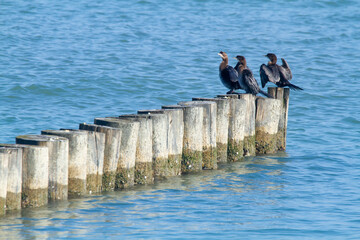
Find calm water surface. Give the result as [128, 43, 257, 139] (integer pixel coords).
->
[1, 0, 360, 239]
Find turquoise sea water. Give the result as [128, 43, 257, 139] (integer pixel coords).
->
[1, 0, 360, 239]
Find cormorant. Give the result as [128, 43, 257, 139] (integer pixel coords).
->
[218, 51, 241, 94]
[235, 55, 272, 98]
[260, 53, 303, 90]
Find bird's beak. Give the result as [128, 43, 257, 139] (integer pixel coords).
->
[263, 55, 267, 57]
[218, 53, 223, 57]
[233, 57, 237, 60]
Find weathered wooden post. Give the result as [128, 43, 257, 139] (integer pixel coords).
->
[255, 97, 282, 154]
[0, 146, 22, 211]
[116, 115, 154, 184]
[193, 98, 230, 163]
[16, 135, 69, 201]
[93, 118, 138, 189]
[217, 94, 246, 161]
[0, 152, 8, 215]
[161, 106, 183, 176]
[72, 129, 106, 194]
[1, 144, 49, 208]
[137, 109, 172, 178]
[41, 130, 87, 197]
[239, 94, 256, 156]
[80, 122, 122, 191]
[179, 101, 217, 170]
[164, 104, 203, 173]
[268, 87, 290, 151]
[21, 144, 49, 208]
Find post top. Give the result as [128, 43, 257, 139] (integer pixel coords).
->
[138, 109, 165, 114]
[16, 134, 68, 142]
[41, 129, 88, 136]
[117, 114, 151, 119]
[0, 143, 48, 149]
[178, 101, 216, 107]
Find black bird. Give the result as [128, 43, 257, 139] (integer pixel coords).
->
[260, 53, 303, 90]
[235, 55, 272, 98]
[218, 51, 241, 94]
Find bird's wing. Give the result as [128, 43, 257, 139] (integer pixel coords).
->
[234, 62, 240, 74]
[242, 69, 260, 94]
[259, 64, 279, 88]
[225, 66, 239, 83]
[278, 58, 292, 81]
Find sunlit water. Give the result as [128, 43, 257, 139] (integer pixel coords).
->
[1, 0, 360, 239]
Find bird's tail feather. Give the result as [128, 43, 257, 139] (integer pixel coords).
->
[259, 90, 273, 98]
[288, 83, 303, 91]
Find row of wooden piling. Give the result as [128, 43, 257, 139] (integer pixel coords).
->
[0, 87, 289, 215]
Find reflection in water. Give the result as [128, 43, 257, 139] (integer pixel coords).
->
[0, 154, 288, 239]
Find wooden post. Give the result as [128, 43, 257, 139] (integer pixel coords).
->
[239, 94, 256, 156]
[137, 109, 172, 178]
[165, 104, 203, 173]
[255, 97, 282, 154]
[193, 98, 230, 163]
[93, 118, 138, 189]
[80, 122, 122, 191]
[179, 101, 217, 170]
[116, 115, 154, 184]
[0, 152, 8, 215]
[0, 144, 49, 208]
[22, 145, 49, 208]
[217, 95, 246, 161]
[70, 129, 106, 194]
[41, 130, 87, 197]
[268, 87, 290, 151]
[0, 146, 22, 211]
[16, 135, 69, 201]
[161, 105, 183, 176]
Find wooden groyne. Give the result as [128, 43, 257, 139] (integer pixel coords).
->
[0, 87, 289, 215]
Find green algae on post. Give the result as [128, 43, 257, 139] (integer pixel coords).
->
[135, 162, 154, 185]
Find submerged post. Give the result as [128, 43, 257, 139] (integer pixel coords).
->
[161, 106, 183, 176]
[0, 152, 8, 215]
[239, 94, 256, 156]
[41, 130, 87, 197]
[76, 129, 105, 194]
[16, 135, 69, 201]
[0, 147, 22, 211]
[193, 98, 230, 163]
[93, 118, 138, 189]
[0, 144, 49, 208]
[81, 122, 122, 191]
[255, 97, 282, 154]
[268, 87, 290, 151]
[117, 115, 154, 185]
[165, 104, 203, 173]
[137, 109, 172, 178]
[179, 101, 217, 170]
[87, 130, 105, 194]
[217, 94, 246, 161]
